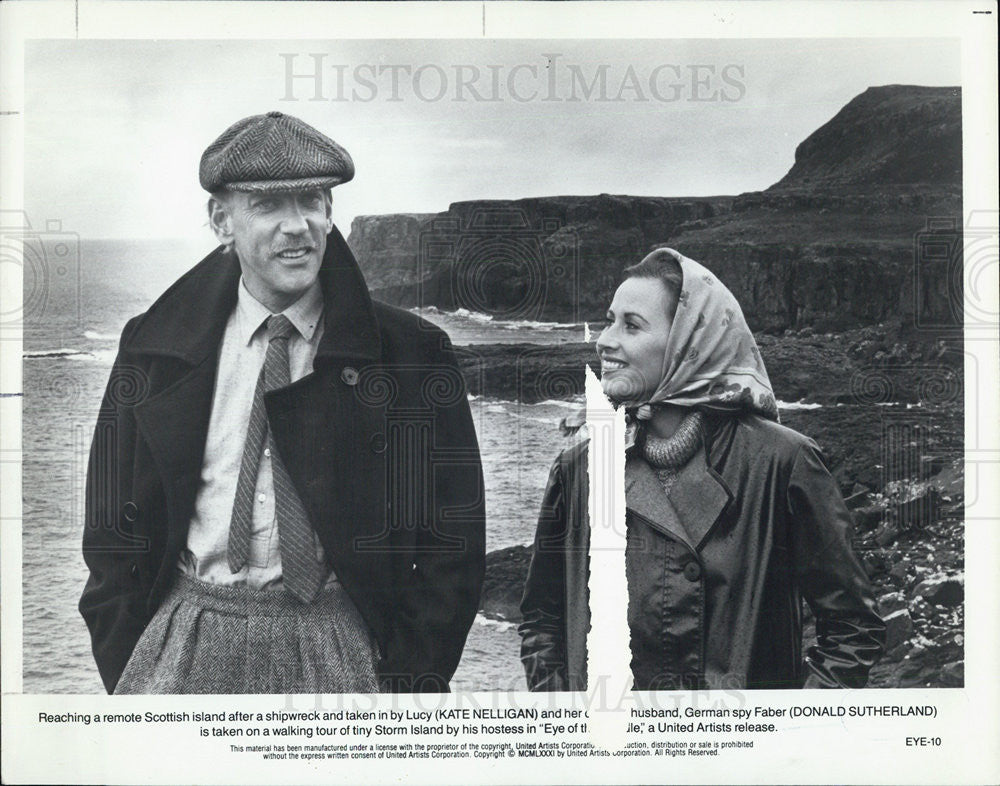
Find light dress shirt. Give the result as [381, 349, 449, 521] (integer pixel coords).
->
[178, 277, 335, 591]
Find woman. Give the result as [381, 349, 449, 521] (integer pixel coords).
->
[519, 248, 885, 691]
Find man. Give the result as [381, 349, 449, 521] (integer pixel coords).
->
[79, 111, 486, 694]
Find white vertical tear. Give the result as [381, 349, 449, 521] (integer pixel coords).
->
[584, 364, 632, 750]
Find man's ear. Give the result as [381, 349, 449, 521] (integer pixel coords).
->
[324, 189, 334, 234]
[207, 194, 235, 248]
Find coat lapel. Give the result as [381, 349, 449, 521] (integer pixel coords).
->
[125, 247, 240, 362]
[128, 247, 239, 589]
[264, 371, 387, 576]
[625, 452, 693, 547]
[134, 355, 218, 594]
[625, 439, 732, 551]
[313, 227, 382, 366]
[669, 442, 732, 549]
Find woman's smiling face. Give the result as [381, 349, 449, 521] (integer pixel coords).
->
[596, 276, 676, 403]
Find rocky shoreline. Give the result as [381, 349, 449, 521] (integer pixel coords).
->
[458, 321, 962, 407]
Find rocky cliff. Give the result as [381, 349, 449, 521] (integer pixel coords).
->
[346, 212, 437, 290]
[663, 86, 962, 332]
[348, 85, 962, 333]
[771, 85, 961, 190]
[350, 195, 731, 322]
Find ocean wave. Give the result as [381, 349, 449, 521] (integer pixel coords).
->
[24, 348, 118, 364]
[776, 400, 824, 410]
[411, 305, 495, 324]
[468, 395, 584, 411]
[23, 349, 95, 360]
[452, 307, 494, 324]
[410, 305, 583, 332]
[532, 398, 585, 409]
[474, 614, 518, 632]
[83, 330, 120, 341]
[497, 319, 584, 332]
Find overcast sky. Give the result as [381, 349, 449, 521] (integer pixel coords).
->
[25, 38, 959, 241]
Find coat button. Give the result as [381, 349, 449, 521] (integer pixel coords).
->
[370, 433, 387, 453]
[683, 561, 702, 582]
[122, 501, 139, 522]
[341, 367, 359, 386]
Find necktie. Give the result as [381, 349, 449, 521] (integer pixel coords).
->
[228, 314, 325, 603]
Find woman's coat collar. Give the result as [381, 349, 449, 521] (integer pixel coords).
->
[623, 420, 733, 551]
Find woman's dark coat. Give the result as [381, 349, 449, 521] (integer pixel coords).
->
[519, 412, 885, 691]
[79, 227, 486, 694]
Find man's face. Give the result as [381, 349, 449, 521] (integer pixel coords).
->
[213, 189, 333, 311]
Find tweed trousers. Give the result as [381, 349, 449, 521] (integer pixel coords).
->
[114, 573, 380, 694]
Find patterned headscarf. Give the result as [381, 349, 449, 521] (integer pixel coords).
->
[624, 248, 778, 422]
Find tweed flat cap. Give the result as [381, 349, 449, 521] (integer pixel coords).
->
[199, 111, 354, 193]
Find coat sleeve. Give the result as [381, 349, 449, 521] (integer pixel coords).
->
[377, 341, 486, 693]
[78, 317, 151, 694]
[518, 454, 571, 691]
[786, 439, 886, 688]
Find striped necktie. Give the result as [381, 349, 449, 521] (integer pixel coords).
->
[227, 314, 325, 603]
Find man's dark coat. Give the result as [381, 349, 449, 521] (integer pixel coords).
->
[79, 227, 486, 693]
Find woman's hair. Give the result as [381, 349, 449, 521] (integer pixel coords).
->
[622, 248, 684, 323]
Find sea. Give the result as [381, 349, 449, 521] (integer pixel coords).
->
[20, 239, 591, 694]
